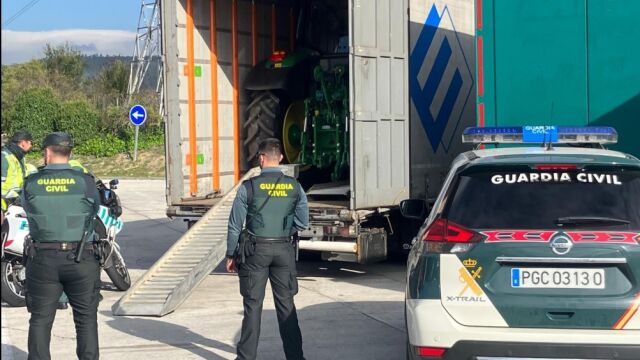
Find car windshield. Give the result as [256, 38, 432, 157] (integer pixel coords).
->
[446, 167, 640, 230]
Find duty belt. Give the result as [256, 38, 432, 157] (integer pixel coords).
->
[253, 236, 290, 242]
[33, 242, 82, 251]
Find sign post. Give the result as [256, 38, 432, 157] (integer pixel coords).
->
[129, 104, 147, 161]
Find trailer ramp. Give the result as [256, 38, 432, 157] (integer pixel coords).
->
[112, 167, 261, 316]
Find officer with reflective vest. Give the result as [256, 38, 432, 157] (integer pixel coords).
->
[226, 138, 309, 360]
[1, 130, 33, 212]
[21, 132, 101, 360]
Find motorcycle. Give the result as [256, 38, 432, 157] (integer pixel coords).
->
[0, 178, 131, 307]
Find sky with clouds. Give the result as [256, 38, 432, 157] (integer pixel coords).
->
[1, 0, 141, 64]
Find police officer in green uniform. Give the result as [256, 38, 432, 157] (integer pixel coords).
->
[226, 138, 308, 360]
[56, 158, 91, 310]
[21, 132, 101, 360]
[1, 130, 33, 213]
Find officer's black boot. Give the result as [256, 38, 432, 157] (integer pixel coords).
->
[57, 302, 69, 310]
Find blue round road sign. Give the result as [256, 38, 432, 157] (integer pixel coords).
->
[129, 104, 147, 126]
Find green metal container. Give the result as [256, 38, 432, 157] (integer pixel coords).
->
[477, 0, 640, 157]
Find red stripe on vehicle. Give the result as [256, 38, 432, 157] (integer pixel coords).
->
[477, 36, 484, 97]
[476, 0, 483, 30]
[4, 239, 14, 248]
[478, 103, 485, 127]
[483, 231, 556, 243]
[566, 232, 640, 245]
[613, 292, 640, 330]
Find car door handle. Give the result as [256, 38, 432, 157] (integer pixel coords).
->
[547, 311, 575, 321]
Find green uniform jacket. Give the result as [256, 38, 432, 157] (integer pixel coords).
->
[21, 164, 100, 242]
[226, 167, 309, 256]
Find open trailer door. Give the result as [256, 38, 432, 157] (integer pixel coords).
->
[350, 0, 410, 209]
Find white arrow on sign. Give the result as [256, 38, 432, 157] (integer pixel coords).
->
[132, 111, 145, 120]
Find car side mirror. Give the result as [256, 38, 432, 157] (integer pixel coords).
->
[400, 199, 427, 220]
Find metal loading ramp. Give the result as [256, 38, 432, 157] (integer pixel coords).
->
[112, 168, 260, 316]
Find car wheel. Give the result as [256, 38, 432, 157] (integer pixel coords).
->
[406, 337, 418, 360]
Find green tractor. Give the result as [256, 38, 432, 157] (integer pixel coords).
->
[243, 0, 349, 183]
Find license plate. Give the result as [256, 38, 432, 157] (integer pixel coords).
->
[511, 268, 605, 289]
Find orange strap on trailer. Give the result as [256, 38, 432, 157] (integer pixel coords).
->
[271, 4, 277, 52]
[209, 0, 220, 190]
[186, 0, 198, 195]
[289, 7, 295, 52]
[232, 0, 240, 182]
[251, 1, 258, 66]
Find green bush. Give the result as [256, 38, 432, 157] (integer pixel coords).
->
[2, 60, 49, 132]
[74, 128, 164, 158]
[99, 104, 163, 136]
[113, 123, 164, 151]
[99, 105, 129, 135]
[55, 100, 99, 146]
[137, 130, 165, 150]
[8, 87, 60, 148]
[75, 134, 127, 157]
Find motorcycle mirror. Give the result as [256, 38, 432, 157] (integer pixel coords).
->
[109, 179, 119, 189]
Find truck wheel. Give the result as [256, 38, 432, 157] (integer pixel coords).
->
[244, 91, 287, 166]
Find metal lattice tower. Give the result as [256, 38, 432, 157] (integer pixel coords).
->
[128, 0, 163, 114]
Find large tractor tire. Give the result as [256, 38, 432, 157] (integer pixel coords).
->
[243, 90, 333, 189]
[243, 91, 288, 166]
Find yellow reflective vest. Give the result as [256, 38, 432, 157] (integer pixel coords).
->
[69, 159, 89, 174]
[25, 163, 38, 176]
[1, 146, 26, 210]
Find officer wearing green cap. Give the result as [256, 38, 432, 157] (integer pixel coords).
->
[1, 129, 33, 212]
[226, 138, 308, 360]
[21, 132, 101, 360]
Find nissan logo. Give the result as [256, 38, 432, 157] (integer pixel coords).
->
[550, 235, 573, 255]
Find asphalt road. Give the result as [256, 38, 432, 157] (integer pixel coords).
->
[1, 179, 407, 360]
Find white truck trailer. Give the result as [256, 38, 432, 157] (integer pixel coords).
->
[161, 0, 476, 263]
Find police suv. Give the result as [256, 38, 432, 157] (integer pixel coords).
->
[402, 127, 640, 359]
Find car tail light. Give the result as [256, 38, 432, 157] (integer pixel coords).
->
[534, 164, 577, 170]
[416, 346, 447, 357]
[422, 219, 480, 243]
[422, 219, 481, 253]
[269, 50, 287, 62]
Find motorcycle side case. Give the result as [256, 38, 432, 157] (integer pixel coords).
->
[97, 205, 124, 235]
[3, 206, 28, 256]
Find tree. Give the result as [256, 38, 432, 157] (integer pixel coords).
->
[8, 87, 60, 148]
[98, 60, 130, 103]
[43, 43, 84, 82]
[55, 100, 100, 146]
[1, 61, 48, 131]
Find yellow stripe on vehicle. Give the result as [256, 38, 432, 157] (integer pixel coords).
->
[613, 292, 640, 330]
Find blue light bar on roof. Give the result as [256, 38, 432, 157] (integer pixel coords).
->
[462, 126, 618, 145]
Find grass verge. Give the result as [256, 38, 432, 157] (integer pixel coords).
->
[26, 145, 166, 179]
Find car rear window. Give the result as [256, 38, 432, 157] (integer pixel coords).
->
[446, 167, 640, 230]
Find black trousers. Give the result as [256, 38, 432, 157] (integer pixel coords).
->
[25, 248, 101, 360]
[237, 241, 304, 360]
